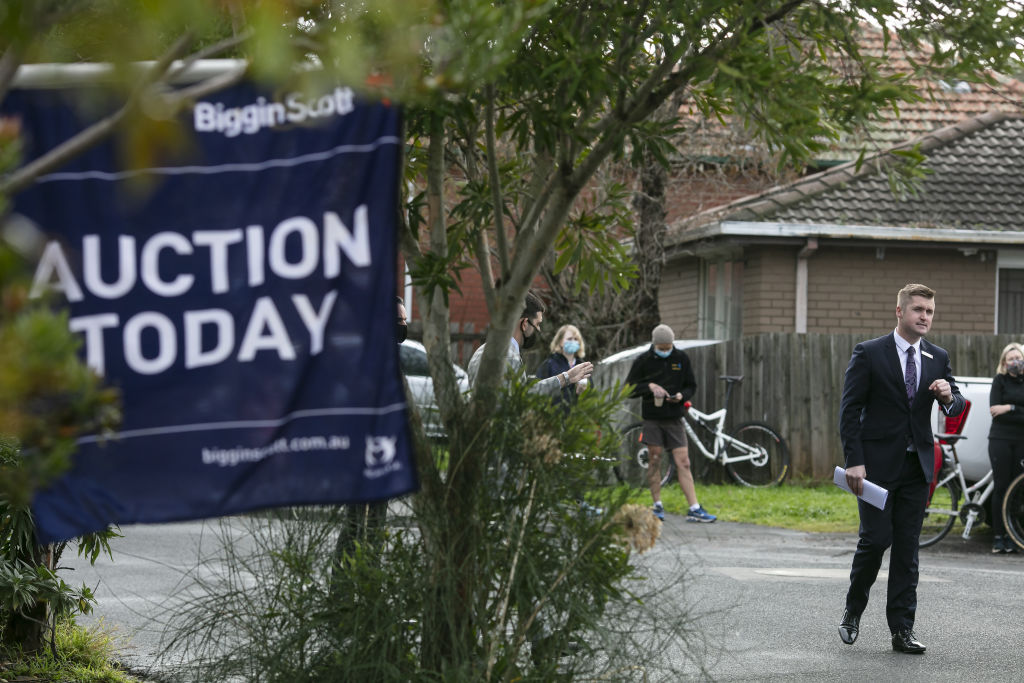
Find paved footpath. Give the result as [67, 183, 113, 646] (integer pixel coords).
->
[642, 516, 1024, 682]
[66, 515, 1024, 682]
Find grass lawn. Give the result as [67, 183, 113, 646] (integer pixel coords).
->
[615, 480, 863, 533]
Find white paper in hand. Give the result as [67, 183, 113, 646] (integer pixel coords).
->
[833, 467, 888, 510]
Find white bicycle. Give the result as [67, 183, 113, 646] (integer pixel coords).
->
[919, 433, 996, 548]
[614, 376, 790, 489]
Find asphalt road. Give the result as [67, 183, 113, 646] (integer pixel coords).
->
[65, 513, 1024, 682]
[642, 517, 1024, 682]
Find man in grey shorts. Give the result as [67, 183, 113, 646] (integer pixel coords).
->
[625, 324, 716, 523]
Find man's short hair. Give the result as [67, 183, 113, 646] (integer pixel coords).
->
[897, 283, 935, 310]
[521, 290, 546, 320]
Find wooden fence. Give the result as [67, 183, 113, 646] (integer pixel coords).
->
[593, 333, 1020, 482]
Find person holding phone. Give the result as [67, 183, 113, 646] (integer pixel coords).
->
[625, 323, 715, 523]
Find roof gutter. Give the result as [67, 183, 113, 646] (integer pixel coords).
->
[673, 220, 1024, 246]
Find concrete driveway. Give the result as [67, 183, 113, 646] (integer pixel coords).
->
[65, 514, 1024, 681]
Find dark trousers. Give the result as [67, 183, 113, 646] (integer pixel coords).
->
[988, 438, 1024, 536]
[845, 450, 928, 633]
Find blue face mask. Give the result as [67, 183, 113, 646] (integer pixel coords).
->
[654, 347, 672, 358]
[563, 340, 581, 355]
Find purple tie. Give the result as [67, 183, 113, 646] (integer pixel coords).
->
[905, 347, 917, 403]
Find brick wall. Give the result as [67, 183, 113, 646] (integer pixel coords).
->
[741, 246, 798, 334]
[659, 258, 701, 337]
[665, 168, 782, 225]
[805, 246, 996, 334]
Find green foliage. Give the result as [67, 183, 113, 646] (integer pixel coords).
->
[1, 617, 138, 683]
[0, 435, 120, 656]
[0, 249, 121, 654]
[161, 380, 700, 681]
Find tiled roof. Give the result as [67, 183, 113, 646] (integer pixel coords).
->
[832, 26, 1024, 158]
[670, 111, 1024, 234]
[675, 24, 1024, 163]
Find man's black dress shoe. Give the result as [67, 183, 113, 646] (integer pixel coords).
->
[891, 629, 926, 654]
[838, 610, 859, 645]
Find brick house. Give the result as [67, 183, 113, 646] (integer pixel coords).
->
[658, 111, 1024, 340]
[407, 25, 1024, 356]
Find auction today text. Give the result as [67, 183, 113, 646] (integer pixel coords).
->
[28, 208, 371, 376]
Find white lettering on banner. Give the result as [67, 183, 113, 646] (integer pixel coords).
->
[193, 229, 244, 294]
[192, 88, 355, 138]
[69, 313, 118, 375]
[292, 291, 337, 356]
[184, 309, 235, 368]
[141, 232, 195, 297]
[30, 241, 84, 302]
[237, 296, 296, 362]
[67, 292, 339, 376]
[83, 234, 136, 299]
[200, 434, 352, 467]
[268, 217, 319, 279]
[29, 210, 371, 301]
[245, 225, 265, 287]
[123, 311, 177, 375]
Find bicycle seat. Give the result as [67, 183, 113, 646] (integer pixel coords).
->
[936, 433, 967, 444]
[719, 375, 744, 383]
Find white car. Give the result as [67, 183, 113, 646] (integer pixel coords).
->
[931, 375, 993, 483]
[399, 339, 470, 438]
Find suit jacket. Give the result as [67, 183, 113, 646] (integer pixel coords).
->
[839, 334, 965, 484]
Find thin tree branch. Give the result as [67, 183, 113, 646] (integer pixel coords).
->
[0, 32, 196, 197]
[484, 84, 511, 281]
[167, 29, 254, 81]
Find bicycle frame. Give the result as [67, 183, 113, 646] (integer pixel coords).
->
[682, 404, 768, 467]
[931, 443, 995, 539]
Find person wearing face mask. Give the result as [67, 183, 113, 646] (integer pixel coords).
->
[987, 342, 1024, 554]
[467, 291, 593, 396]
[624, 323, 715, 523]
[396, 296, 408, 343]
[535, 324, 588, 410]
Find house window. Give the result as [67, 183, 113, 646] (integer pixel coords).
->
[699, 259, 743, 339]
[998, 268, 1024, 334]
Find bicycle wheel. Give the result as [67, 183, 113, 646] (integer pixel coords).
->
[724, 422, 790, 488]
[919, 478, 959, 548]
[612, 423, 673, 489]
[1002, 472, 1024, 553]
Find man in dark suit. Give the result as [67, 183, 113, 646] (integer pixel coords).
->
[837, 283, 965, 654]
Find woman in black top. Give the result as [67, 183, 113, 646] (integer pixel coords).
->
[535, 324, 587, 409]
[987, 342, 1024, 554]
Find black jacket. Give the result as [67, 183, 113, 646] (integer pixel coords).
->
[839, 334, 964, 484]
[989, 372, 1024, 441]
[624, 346, 697, 420]
[535, 353, 577, 408]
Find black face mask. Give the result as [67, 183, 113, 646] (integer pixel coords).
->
[397, 324, 408, 344]
[520, 321, 538, 350]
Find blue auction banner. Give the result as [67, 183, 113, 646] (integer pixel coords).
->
[3, 81, 415, 543]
